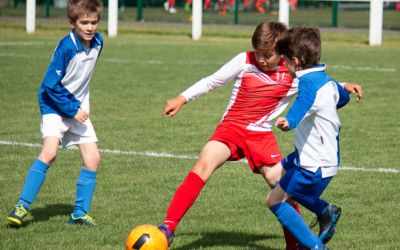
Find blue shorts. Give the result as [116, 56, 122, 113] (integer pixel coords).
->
[279, 152, 332, 205]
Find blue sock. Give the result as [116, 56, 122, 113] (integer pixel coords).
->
[17, 159, 49, 210]
[72, 168, 97, 217]
[270, 202, 324, 249]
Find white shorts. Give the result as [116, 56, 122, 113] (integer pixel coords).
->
[40, 114, 98, 148]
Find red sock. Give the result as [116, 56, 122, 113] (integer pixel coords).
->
[164, 172, 205, 233]
[283, 201, 301, 250]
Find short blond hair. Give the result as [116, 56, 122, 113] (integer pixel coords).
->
[67, 0, 103, 22]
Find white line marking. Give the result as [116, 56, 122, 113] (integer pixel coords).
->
[1, 140, 398, 174]
[330, 64, 397, 73]
[0, 41, 50, 46]
[0, 46, 397, 73]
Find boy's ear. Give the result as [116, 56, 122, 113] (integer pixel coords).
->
[293, 57, 301, 66]
[68, 18, 75, 28]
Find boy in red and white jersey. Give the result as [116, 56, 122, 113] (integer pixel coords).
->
[159, 20, 362, 249]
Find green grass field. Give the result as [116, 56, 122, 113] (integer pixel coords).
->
[0, 22, 399, 249]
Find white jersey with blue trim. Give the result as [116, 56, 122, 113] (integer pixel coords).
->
[285, 64, 350, 177]
[38, 30, 103, 118]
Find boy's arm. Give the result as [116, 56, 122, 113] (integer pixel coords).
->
[180, 53, 246, 102]
[284, 81, 317, 130]
[163, 53, 245, 117]
[336, 82, 350, 109]
[42, 46, 81, 118]
[341, 82, 363, 102]
[163, 95, 186, 117]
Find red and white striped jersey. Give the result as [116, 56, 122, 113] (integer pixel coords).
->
[181, 51, 298, 131]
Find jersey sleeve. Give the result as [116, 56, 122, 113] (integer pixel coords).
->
[41, 43, 81, 118]
[335, 82, 350, 109]
[285, 78, 317, 130]
[181, 53, 246, 102]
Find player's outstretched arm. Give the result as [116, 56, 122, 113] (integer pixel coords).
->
[163, 95, 186, 117]
[343, 83, 363, 103]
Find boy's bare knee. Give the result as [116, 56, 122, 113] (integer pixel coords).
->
[265, 171, 279, 187]
[38, 151, 57, 165]
[84, 152, 101, 170]
[192, 159, 216, 181]
[260, 166, 279, 188]
[266, 194, 275, 208]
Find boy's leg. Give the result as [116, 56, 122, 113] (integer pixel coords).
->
[161, 141, 230, 237]
[70, 143, 100, 226]
[267, 186, 325, 249]
[260, 164, 301, 250]
[296, 176, 340, 244]
[7, 137, 58, 226]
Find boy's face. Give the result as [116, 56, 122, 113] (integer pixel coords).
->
[254, 49, 281, 72]
[70, 13, 99, 48]
[283, 55, 299, 78]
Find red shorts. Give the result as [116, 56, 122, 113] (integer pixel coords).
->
[208, 122, 282, 173]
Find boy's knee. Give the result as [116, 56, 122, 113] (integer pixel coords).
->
[192, 159, 217, 181]
[87, 152, 101, 169]
[260, 166, 280, 188]
[265, 171, 276, 186]
[38, 152, 57, 165]
[266, 193, 279, 208]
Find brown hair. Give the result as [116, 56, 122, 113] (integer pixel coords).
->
[276, 26, 321, 69]
[251, 20, 288, 51]
[67, 0, 103, 22]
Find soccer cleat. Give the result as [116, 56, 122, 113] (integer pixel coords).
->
[7, 204, 28, 226]
[69, 214, 96, 226]
[317, 204, 341, 244]
[158, 224, 174, 246]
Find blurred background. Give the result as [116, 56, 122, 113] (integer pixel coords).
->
[1, 0, 399, 29]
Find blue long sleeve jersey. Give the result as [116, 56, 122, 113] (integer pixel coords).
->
[38, 30, 103, 118]
[285, 64, 350, 177]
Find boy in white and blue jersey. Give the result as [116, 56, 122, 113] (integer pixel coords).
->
[7, 0, 103, 227]
[266, 27, 351, 250]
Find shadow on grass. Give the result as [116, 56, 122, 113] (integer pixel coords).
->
[172, 230, 281, 250]
[29, 203, 73, 222]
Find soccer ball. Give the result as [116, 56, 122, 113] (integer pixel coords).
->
[126, 224, 168, 250]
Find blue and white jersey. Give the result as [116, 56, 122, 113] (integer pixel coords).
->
[285, 64, 350, 177]
[38, 30, 103, 118]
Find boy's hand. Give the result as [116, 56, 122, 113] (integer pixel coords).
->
[163, 95, 186, 117]
[74, 108, 89, 123]
[275, 117, 290, 131]
[344, 83, 363, 103]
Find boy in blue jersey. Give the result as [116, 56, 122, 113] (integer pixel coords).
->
[6, 0, 103, 227]
[266, 26, 351, 250]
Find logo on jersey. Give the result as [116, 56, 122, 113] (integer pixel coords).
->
[56, 70, 62, 76]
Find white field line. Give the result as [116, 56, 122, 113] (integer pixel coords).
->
[1, 140, 398, 174]
[0, 50, 398, 72]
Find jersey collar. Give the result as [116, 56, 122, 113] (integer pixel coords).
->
[295, 64, 326, 78]
[69, 30, 101, 52]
